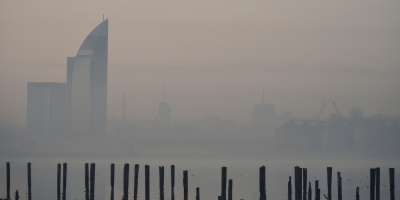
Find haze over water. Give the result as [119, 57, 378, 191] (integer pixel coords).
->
[1, 0, 399, 199]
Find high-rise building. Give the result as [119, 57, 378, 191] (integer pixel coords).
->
[67, 19, 108, 136]
[27, 82, 66, 135]
[251, 89, 277, 137]
[158, 102, 172, 129]
[158, 87, 171, 129]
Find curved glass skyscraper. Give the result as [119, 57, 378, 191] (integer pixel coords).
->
[67, 19, 108, 136]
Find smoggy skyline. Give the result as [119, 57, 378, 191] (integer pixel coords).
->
[1, 0, 399, 127]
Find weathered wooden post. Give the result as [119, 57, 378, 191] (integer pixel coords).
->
[27, 162, 32, 200]
[183, 170, 188, 200]
[15, 190, 19, 200]
[196, 187, 200, 200]
[90, 163, 95, 200]
[337, 172, 342, 200]
[228, 179, 233, 200]
[7, 162, 10, 200]
[145, 165, 150, 200]
[375, 168, 380, 200]
[85, 163, 89, 200]
[315, 180, 320, 200]
[389, 168, 394, 200]
[123, 163, 129, 200]
[159, 166, 164, 200]
[303, 168, 307, 200]
[260, 166, 266, 200]
[57, 163, 61, 200]
[221, 167, 227, 200]
[134, 164, 139, 200]
[171, 165, 175, 200]
[308, 182, 312, 200]
[370, 168, 376, 200]
[327, 167, 332, 200]
[295, 166, 302, 200]
[110, 163, 115, 200]
[356, 187, 360, 200]
[62, 163, 67, 200]
[288, 176, 292, 200]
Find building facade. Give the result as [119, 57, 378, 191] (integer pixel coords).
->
[67, 19, 108, 136]
[27, 82, 66, 135]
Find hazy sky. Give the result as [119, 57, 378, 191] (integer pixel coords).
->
[1, 0, 399, 126]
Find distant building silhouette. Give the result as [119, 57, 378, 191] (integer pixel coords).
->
[158, 86, 170, 129]
[27, 82, 66, 135]
[67, 19, 108, 136]
[251, 89, 277, 137]
[158, 102, 171, 129]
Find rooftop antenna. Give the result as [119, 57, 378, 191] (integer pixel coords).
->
[163, 81, 166, 103]
[123, 92, 126, 122]
[103, 14, 104, 22]
[262, 88, 265, 104]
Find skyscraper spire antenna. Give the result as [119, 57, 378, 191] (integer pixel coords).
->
[123, 92, 126, 122]
[262, 88, 265, 104]
[163, 81, 166, 103]
[103, 14, 104, 22]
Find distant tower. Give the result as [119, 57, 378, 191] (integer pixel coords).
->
[251, 89, 277, 134]
[123, 92, 126, 122]
[67, 19, 108, 137]
[158, 86, 171, 129]
[27, 82, 66, 135]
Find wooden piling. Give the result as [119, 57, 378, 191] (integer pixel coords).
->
[196, 187, 200, 200]
[228, 179, 233, 200]
[90, 163, 95, 200]
[6, 162, 10, 200]
[356, 187, 360, 200]
[27, 162, 32, 200]
[159, 166, 164, 200]
[375, 168, 380, 200]
[15, 190, 19, 200]
[327, 167, 332, 200]
[85, 163, 89, 200]
[315, 180, 320, 200]
[337, 172, 342, 200]
[171, 165, 175, 200]
[370, 168, 376, 200]
[134, 164, 139, 200]
[295, 166, 302, 200]
[308, 182, 312, 200]
[110, 163, 115, 200]
[259, 166, 266, 200]
[288, 176, 292, 200]
[62, 163, 67, 200]
[111, 165, 115, 200]
[123, 163, 129, 200]
[145, 165, 150, 200]
[389, 168, 394, 200]
[303, 168, 307, 200]
[57, 163, 61, 200]
[222, 167, 227, 200]
[183, 170, 188, 200]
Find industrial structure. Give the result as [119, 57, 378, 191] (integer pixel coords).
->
[276, 102, 400, 154]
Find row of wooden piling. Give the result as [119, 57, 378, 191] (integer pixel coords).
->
[3, 162, 397, 200]
[291, 166, 395, 200]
